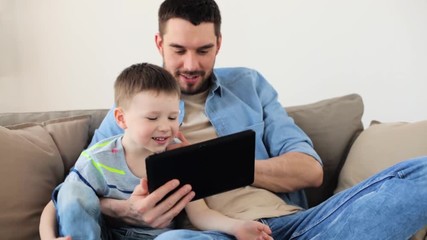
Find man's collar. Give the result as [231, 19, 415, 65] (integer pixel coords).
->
[209, 71, 222, 97]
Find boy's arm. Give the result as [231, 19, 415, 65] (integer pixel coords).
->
[39, 200, 57, 239]
[39, 200, 71, 240]
[185, 199, 272, 239]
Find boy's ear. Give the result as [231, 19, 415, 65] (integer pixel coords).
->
[114, 107, 127, 129]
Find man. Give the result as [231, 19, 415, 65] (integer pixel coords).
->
[41, 0, 427, 239]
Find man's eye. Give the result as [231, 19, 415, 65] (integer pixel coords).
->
[198, 50, 208, 55]
[175, 50, 185, 55]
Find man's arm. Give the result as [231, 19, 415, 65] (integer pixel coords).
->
[254, 152, 323, 193]
[246, 69, 323, 194]
[89, 107, 123, 147]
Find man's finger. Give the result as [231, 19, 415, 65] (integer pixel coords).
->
[151, 187, 195, 227]
[144, 179, 181, 204]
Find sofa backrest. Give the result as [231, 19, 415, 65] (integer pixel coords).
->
[0, 109, 109, 141]
[0, 93, 364, 239]
[0, 94, 364, 208]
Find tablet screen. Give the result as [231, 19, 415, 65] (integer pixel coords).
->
[145, 130, 255, 201]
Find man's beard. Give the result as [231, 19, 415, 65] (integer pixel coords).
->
[175, 70, 212, 95]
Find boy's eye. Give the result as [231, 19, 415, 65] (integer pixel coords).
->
[147, 117, 157, 121]
[168, 117, 177, 120]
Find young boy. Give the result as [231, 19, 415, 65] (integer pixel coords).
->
[51, 62, 272, 240]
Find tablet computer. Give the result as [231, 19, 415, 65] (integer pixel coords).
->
[145, 129, 255, 201]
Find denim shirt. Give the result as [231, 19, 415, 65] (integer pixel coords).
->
[90, 67, 322, 208]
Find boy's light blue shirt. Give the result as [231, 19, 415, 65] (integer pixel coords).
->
[90, 67, 322, 208]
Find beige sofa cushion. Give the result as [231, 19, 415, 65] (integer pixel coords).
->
[335, 120, 427, 193]
[0, 115, 91, 240]
[335, 120, 427, 240]
[0, 124, 63, 240]
[286, 93, 364, 207]
[43, 115, 91, 172]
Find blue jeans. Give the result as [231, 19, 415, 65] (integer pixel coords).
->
[56, 181, 170, 240]
[155, 156, 427, 240]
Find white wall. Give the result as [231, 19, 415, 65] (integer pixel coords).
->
[1, 0, 426, 127]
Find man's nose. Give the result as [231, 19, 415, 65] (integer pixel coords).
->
[183, 52, 200, 71]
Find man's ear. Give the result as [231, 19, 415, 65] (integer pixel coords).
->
[155, 33, 164, 55]
[114, 107, 127, 129]
[216, 34, 222, 55]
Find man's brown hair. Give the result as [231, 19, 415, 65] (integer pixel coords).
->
[158, 0, 221, 37]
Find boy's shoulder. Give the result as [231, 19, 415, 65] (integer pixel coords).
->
[85, 134, 123, 155]
[73, 135, 123, 171]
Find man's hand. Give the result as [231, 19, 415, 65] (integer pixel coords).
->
[101, 178, 194, 228]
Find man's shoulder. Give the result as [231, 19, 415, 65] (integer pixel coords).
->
[214, 66, 258, 75]
[213, 67, 262, 82]
[213, 67, 268, 88]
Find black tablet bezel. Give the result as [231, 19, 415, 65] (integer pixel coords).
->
[145, 130, 255, 201]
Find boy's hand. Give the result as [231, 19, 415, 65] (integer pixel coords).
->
[234, 220, 273, 240]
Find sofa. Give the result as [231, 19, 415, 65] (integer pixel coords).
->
[0, 93, 426, 240]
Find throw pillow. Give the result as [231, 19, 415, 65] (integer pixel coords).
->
[286, 93, 364, 207]
[0, 124, 63, 240]
[335, 120, 427, 193]
[0, 115, 91, 240]
[43, 115, 91, 172]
